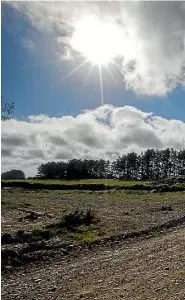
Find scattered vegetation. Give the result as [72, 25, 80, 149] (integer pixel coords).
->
[1, 188, 185, 270]
[2, 207, 99, 245]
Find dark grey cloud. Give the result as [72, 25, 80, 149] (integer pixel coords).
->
[119, 127, 162, 149]
[27, 149, 45, 159]
[55, 151, 72, 160]
[1, 135, 27, 147]
[48, 136, 67, 146]
[1, 149, 12, 157]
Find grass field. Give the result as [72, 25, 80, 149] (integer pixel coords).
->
[1, 179, 150, 186]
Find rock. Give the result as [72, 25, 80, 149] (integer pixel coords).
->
[33, 278, 42, 282]
[161, 205, 173, 211]
[98, 279, 103, 283]
[25, 211, 39, 220]
[1, 233, 14, 244]
[2, 249, 19, 259]
[4, 265, 13, 271]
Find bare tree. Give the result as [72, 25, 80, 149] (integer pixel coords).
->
[1, 96, 15, 120]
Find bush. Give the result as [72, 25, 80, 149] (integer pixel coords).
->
[46, 208, 97, 230]
[63, 209, 96, 229]
[1, 169, 25, 180]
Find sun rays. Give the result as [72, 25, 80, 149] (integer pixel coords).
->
[52, 59, 89, 88]
[98, 65, 104, 105]
[20, 15, 127, 105]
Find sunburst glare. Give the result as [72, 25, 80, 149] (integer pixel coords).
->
[54, 15, 134, 103]
[71, 16, 124, 66]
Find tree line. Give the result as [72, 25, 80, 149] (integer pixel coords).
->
[36, 148, 185, 180]
[2, 148, 185, 181]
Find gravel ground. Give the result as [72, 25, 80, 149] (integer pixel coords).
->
[2, 189, 185, 299]
[2, 226, 185, 300]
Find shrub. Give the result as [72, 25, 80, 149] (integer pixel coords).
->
[46, 208, 97, 230]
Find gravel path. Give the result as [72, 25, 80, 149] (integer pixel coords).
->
[2, 226, 185, 300]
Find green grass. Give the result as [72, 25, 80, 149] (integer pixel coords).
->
[66, 225, 101, 243]
[2, 179, 150, 186]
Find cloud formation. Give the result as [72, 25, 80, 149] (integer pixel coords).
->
[22, 38, 35, 50]
[2, 105, 185, 176]
[7, 1, 185, 96]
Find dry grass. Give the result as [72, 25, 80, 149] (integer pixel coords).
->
[1, 189, 185, 242]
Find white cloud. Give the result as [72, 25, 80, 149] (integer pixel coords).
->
[22, 38, 35, 50]
[8, 1, 185, 96]
[1, 105, 185, 176]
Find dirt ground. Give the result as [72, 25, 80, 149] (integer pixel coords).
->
[1, 189, 185, 299]
[1, 189, 185, 238]
[2, 226, 185, 300]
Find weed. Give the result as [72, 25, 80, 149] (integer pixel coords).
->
[48, 208, 97, 230]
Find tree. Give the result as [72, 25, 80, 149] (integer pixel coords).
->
[35, 148, 185, 181]
[177, 149, 185, 176]
[1, 96, 15, 121]
[141, 149, 156, 180]
[37, 161, 68, 179]
[126, 152, 139, 180]
[1, 169, 25, 180]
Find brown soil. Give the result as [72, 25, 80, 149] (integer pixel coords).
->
[2, 226, 185, 299]
[2, 189, 185, 299]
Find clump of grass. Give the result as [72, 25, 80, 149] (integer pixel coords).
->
[44, 208, 100, 243]
[67, 228, 100, 243]
[48, 208, 97, 230]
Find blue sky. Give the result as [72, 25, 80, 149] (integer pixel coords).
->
[2, 3, 185, 122]
[1, 2, 185, 176]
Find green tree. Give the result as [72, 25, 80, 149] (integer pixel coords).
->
[1, 169, 25, 180]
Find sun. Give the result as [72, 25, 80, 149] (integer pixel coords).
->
[54, 16, 137, 107]
[71, 16, 124, 65]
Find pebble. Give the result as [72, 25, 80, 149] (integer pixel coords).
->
[34, 278, 42, 282]
[98, 279, 103, 283]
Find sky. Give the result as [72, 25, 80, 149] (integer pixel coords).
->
[1, 1, 185, 176]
